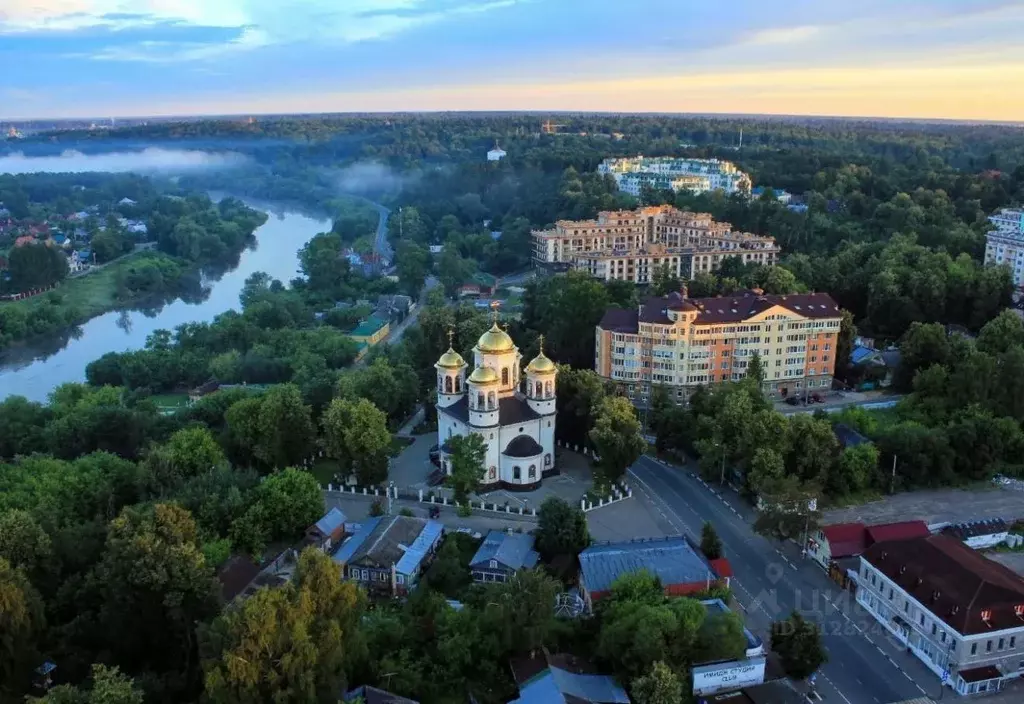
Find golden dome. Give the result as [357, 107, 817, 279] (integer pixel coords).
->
[476, 323, 515, 353]
[468, 366, 499, 384]
[436, 347, 466, 369]
[527, 352, 556, 374]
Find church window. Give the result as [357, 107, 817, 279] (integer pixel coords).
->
[445, 376, 453, 393]
[488, 392, 496, 409]
[535, 381, 543, 397]
[545, 381, 553, 398]
[489, 466, 497, 479]
[529, 465, 536, 478]
[477, 393, 484, 409]
[502, 367, 509, 385]
[545, 453, 552, 467]
[454, 377, 461, 392]
[513, 466, 521, 479]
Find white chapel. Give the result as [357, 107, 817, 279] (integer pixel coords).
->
[435, 324, 557, 490]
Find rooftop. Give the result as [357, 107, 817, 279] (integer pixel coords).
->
[598, 290, 840, 333]
[942, 519, 1009, 541]
[862, 534, 1024, 635]
[510, 653, 630, 704]
[349, 315, 389, 337]
[822, 522, 868, 559]
[332, 516, 444, 575]
[437, 395, 541, 426]
[579, 536, 715, 594]
[343, 686, 419, 704]
[471, 531, 540, 571]
[312, 507, 346, 537]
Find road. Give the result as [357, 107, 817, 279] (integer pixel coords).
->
[342, 194, 393, 263]
[628, 455, 939, 704]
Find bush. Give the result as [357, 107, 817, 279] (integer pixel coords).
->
[399, 507, 414, 517]
[369, 498, 385, 517]
[457, 504, 472, 517]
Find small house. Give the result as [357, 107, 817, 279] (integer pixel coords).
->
[306, 507, 346, 552]
[347, 315, 390, 347]
[487, 144, 507, 162]
[942, 519, 1010, 549]
[509, 652, 629, 704]
[469, 531, 539, 583]
[119, 197, 137, 206]
[332, 515, 444, 595]
[578, 536, 731, 612]
[808, 520, 930, 571]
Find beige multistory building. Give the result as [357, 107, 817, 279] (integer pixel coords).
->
[595, 289, 842, 403]
[532, 205, 780, 283]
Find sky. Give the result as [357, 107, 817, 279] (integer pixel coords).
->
[2, 0, 1024, 121]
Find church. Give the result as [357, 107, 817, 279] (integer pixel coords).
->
[435, 323, 557, 490]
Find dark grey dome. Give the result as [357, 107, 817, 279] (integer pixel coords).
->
[503, 435, 543, 458]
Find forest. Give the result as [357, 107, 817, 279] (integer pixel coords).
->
[2, 112, 1024, 703]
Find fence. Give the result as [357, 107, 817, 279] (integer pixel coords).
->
[580, 482, 632, 512]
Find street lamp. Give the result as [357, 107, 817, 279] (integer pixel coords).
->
[713, 440, 726, 486]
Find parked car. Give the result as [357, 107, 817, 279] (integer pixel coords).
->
[428, 506, 440, 519]
[785, 396, 800, 406]
[810, 393, 823, 403]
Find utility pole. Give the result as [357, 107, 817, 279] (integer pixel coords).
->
[720, 451, 726, 487]
[890, 454, 898, 494]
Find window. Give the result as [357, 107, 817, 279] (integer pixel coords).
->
[919, 613, 925, 626]
[502, 367, 509, 386]
[488, 391, 496, 409]
[529, 465, 537, 478]
[889, 588, 894, 600]
[489, 559, 498, 569]
[998, 638, 1005, 651]
[513, 466, 521, 480]
[1011, 636, 1016, 649]
[488, 466, 497, 480]
[932, 623, 937, 636]
[545, 453, 552, 467]
[396, 574, 404, 584]
[445, 376, 453, 393]
[455, 377, 461, 392]
[545, 381, 553, 398]
[971, 643, 978, 655]
[986, 640, 992, 653]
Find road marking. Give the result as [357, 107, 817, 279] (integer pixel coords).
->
[916, 684, 927, 695]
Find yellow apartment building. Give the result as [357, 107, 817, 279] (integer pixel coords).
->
[595, 289, 842, 403]
[532, 205, 779, 283]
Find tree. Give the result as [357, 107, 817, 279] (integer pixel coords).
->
[650, 263, 681, 296]
[771, 611, 828, 680]
[226, 385, 315, 470]
[745, 352, 765, 388]
[696, 611, 747, 663]
[0, 557, 44, 696]
[0, 509, 51, 574]
[395, 240, 430, 297]
[7, 241, 69, 292]
[230, 468, 324, 555]
[535, 496, 591, 561]
[35, 664, 143, 704]
[589, 396, 647, 486]
[977, 309, 1024, 356]
[85, 504, 219, 698]
[424, 534, 473, 598]
[480, 568, 561, 658]
[753, 476, 820, 542]
[321, 397, 391, 486]
[556, 366, 609, 448]
[446, 433, 487, 504]
[700, 521, 723, 560]
[437, 246, 476, 298]
[202, 548, 365, 704]
[631, 661, 683, 704]
[830, 443, 879, 497]
[143, 426, 226, 491]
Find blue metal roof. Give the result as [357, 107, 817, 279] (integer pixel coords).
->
[395, 519, 444, 575]
[331, 516, 383, 565]
[850, 345, 876, 364]
[471, 531, 540, 571]
[512, 668, 630, 704]
[579, 537, 713, 593]
[315, 507, 346, 536]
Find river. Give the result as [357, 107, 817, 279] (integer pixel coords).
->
[0, 200, 330, 403]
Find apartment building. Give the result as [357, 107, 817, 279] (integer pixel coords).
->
[985, 207, 1024, 287]
[857, 534, 1024, 696]
[598, 156, 752, 197]
[532, 205, 779, 283]
[595, 289, 841, 403]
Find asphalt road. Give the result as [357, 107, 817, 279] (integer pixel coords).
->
[628, 455, 938, 704]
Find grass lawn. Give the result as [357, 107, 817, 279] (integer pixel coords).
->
[149, 393, 191, 414]
[310, 458, 342, 487]
[390, 436, 414, 456]
[9, 253, 146, 319]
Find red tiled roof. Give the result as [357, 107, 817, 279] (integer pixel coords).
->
[866, 521, 930, 545]
[822, 523, 867, 558]
[863, 534, 1024, 636]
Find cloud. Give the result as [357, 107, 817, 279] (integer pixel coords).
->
[0, 148, 250, 175]
[742, 25, 821, 46]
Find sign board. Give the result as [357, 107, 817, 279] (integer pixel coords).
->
[692, 656, 767, 695]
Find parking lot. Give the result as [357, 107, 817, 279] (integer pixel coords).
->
[823, 485, 1024, 526]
